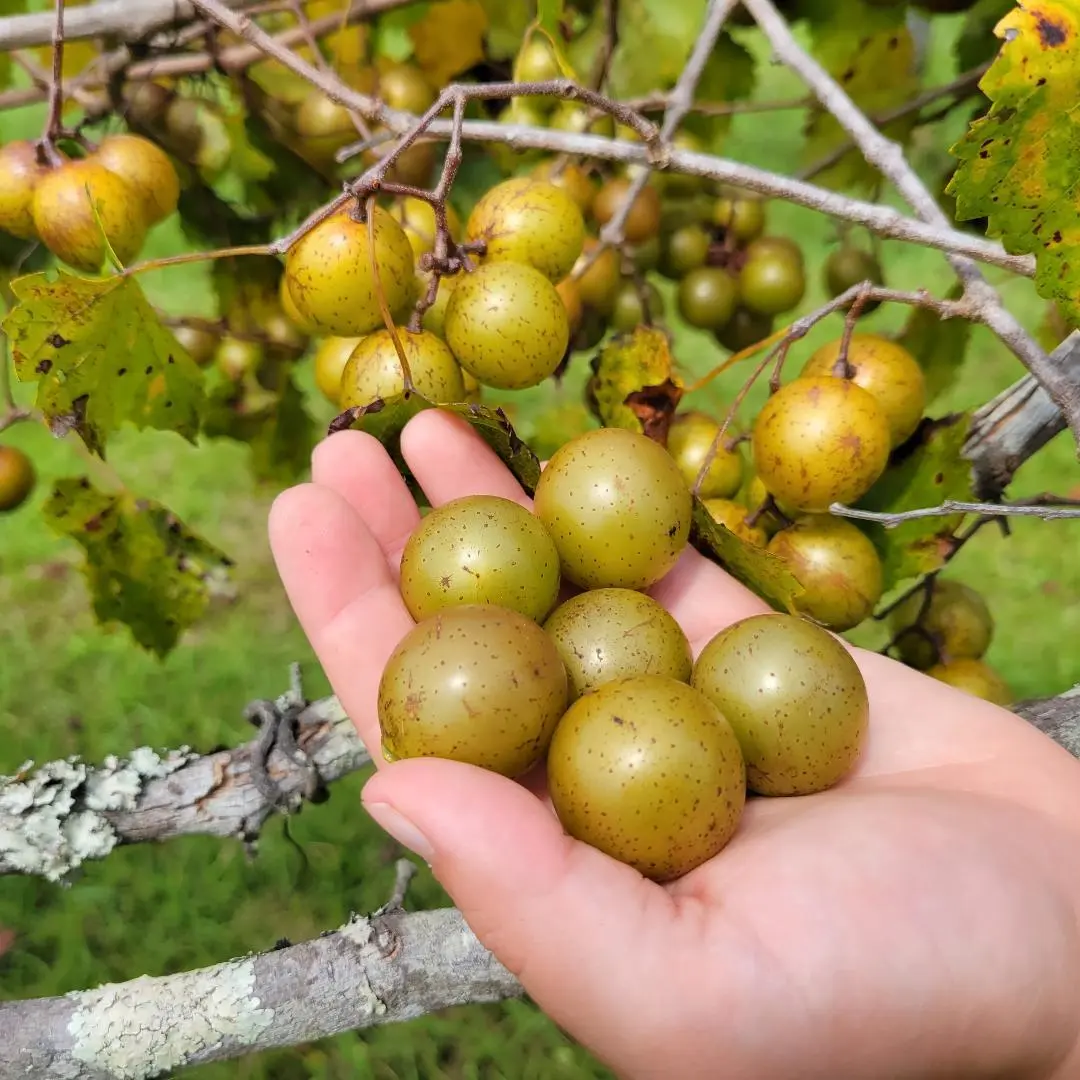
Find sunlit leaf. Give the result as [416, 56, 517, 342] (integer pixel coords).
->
[949, 0, 1080, 323]
[42, 478, 232, 657]
[608, 0, 710, 96]
[479, 0, 533, 59]
[586, 326, 684, 440]
[800, 0, 919, 190]
[690, 498, 804, 614]
[856, 414, 974, 589]
[373, 4, 428, 61]
[3, 270, 206, 455]
[895, 286, 972, 405]
[409, 0, 488, 85]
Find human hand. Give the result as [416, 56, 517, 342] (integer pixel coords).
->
[270, 410, 1080, 1080]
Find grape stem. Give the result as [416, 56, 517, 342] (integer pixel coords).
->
[831, 497, 1080, 528]
[38, 0, 66, 165]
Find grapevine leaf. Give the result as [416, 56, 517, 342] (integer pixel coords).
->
[856, 414, 974, 589]
[690, 498, 804, 614]
[305, 0, 374, 83]
[3, 270, 206, 455]
[332, 392, 542, 495]
[442, 402, 543, 495]
[956, 0, 1016, 70]
[949, 1, 1080, 323]
[203, 373, 316, 483]
[409, 0, 488, 85]
[608, 0, 709, 96]
[42, 478, 232, 657]
[800, 0, 919, 190]
[586, 326, 685, 440]
[479, 0, 533, 59]
[373, 5, 428, 61]
[0, 0, 27, 88]
[515, 401, 599, 461]
[210, 254, 281, 326]
[682, 34, 757, 150]
[895, 286, 972, 405]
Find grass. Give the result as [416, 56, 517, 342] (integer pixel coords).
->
[1, 14, 1079, 1079]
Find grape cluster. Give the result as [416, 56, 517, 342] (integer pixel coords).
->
[379, 426, 870, 882]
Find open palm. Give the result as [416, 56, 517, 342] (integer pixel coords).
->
[270, 410, 1080, 1080]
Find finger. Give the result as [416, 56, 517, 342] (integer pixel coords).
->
[362, 758, 685, 1069]
[401, 409, 533, 510]
[311, 430, 421, 566]
[268, 483, 412, 751]
[649, 545, 772, 654]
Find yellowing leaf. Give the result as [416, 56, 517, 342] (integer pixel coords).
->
[3, 270, 206, 456]
[801, 0, 919, 190]
[586, 326, 685, 439]
[856, 414, 974, 589]
[409, 0, 487, 85]
[42, 478, 232, 657]
[690, 498, 804, 614]
[949, 0, 1080, 323]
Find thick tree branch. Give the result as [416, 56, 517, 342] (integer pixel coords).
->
[742, 0, 1080, 451]
[0, 905, 521, 1078]
[0, 696, 371, 882]
[964, 333, 1080, 497]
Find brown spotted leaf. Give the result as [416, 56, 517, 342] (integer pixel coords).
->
[690, 497, 804, 614]
[42, 478, 232, 657]
[950, 1, 1080, 322]
[856, 414, 974, 589]
[2, 270, 206, 456]
[586, 326, 684, 441]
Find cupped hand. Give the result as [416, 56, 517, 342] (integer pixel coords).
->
[270, 410, 1080, 1080]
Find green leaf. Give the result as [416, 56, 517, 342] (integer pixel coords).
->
[856, 414, 974, 589]
[949, 1, 1080, 323]
[0, 0, 28, 89]
[800, 0, 920, 190]
[608, 0, 710, 96]
[690, 498, 804, 614]
[955, 0, 1016, 70]
[586, 326, 685, 438]
[683, 35, 756, 150]
[210, 253, 281, 327]
[537, 0, 565, 36]
[3, 270, 207, 456]
[895, 287, 972, 405]
[332, 392, 543, 494]
[373, 5, 428, 60]
[479, 0, 533, 59]
[42, 478, 232, 657]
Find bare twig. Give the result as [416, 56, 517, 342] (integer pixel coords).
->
[589, 0, 619, 91]
[830, 500, 1080, 528]
[742, 0, 1080, 448]
[597, 0, 740, 253]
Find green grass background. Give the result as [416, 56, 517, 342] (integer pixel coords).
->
[2, 14, 1079, 1079]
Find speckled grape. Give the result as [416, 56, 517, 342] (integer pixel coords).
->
[573, 238, 621, 314]
[443, 261, 569, 391]
[667, 411, 744, 498]
[543, 588, 692, 700]
[338, 329, 465, 408]
[752, 377, 891, 513]
[312, 336, 362, 406]
[399, 495, 561, 623]
[284, 206, 415, 337]
[0, 140, 49, 240]
[547, 676, 745, 880]
[801, 334, 927, 448]
[533, 427, 692, 590]
[767, 515, 883, 631]
[591, 178, 662, 244]
[378, 604, 568, 777]
[889, 579, 993, 670]
[927, 657, 1012, 706]
[467, 177, 585, 282]
[692, 613, 869, 796]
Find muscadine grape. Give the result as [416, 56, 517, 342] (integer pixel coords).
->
[389, 196, 461, 259]
[0, 140, 50, 240]
[531, 160, 597, 214]
[0, 445, 35, 512]
[591, 178, 662, 244]
[573, 238, 621, 315]
[312, 336, 362, 405]
[610, 280, 664, 332]
[658, 223, 710, 280]
[467, 177, 585, 283]
[94, 134, 180, 225]
[443, 261, 569, 391]
[284, 206, 415, 337]
[339, 328, 465, 407]
[666, 411, 743, 498]
[752, 376, 891, 512]
[677, 267, 738, 331]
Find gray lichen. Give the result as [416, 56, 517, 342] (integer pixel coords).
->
[67, 960, 274, 1080]
[0, 749, 193, 882]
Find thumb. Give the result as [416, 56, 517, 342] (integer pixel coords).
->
[361, 758, 678, 1053]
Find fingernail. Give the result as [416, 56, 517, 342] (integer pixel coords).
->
[365, 801, 434, 862]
